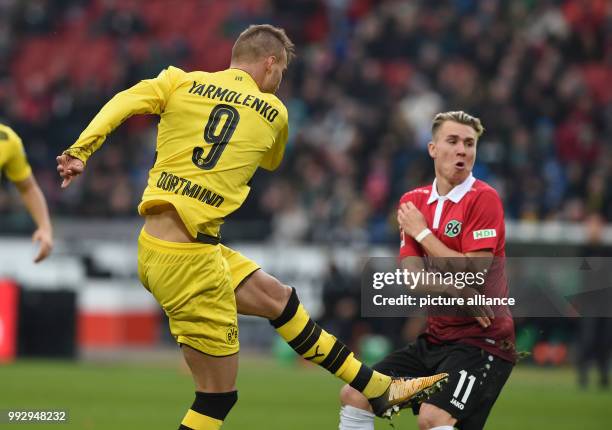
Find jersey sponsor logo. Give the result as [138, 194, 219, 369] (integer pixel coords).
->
[226, 325, 239, 345]
[473, 229, 496, 240]
[444, 220, 462, 237]
[156, 171, 225, 208]
[450, 369, 476, 410]
[188, 81, 280, 123]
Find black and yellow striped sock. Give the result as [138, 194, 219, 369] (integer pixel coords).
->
[178, 391, 237, 430]
[270, 288, 391, 399]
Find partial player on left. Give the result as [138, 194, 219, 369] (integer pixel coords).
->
[0, 123, 53, 262]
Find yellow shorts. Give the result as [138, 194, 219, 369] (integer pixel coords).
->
[137, 229, 239, 356]
[220, 244, 261, 290]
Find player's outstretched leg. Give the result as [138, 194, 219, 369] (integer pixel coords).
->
[235, 269, 392, 398]
[269, 286, 396, 399]
[234, 269, 447, 416]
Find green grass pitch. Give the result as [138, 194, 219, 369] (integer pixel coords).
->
[0, 357, 609, 429]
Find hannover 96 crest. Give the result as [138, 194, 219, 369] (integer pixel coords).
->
[444, 220, 462, 237]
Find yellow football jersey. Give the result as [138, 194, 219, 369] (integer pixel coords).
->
[0, 123, 32, 183]
[64, 66, 288, 238]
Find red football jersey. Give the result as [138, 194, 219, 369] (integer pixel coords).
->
[399, 174, 516, 363]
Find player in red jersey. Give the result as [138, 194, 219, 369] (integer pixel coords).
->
[339, 111, 514, 430]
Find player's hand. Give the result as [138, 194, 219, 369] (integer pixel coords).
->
[32, 227, 53, 263]
[459, 286, 494, 328]
[56, 154, 84, 188]
[397, 202, 428, 238]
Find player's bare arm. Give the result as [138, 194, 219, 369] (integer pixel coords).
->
[14, 175, 53, 262]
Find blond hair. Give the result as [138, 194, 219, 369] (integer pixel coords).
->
[231, 24, 295, 65]
[432, 111, 485, 138]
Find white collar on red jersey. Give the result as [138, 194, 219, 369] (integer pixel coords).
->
[427, 173, 476, 205]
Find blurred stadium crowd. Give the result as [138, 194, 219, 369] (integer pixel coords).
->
[0, 0, 610, 243]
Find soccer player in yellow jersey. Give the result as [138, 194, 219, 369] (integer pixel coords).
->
[0, 123, 53, 262]
[56, 25, 446, 429]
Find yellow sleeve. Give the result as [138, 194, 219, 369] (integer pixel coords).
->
[260, 110, 288, 171]
[63, 66, 185, 164]
[1, 129, 32, 183]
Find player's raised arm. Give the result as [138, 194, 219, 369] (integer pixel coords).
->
[57, 66, 184, 186]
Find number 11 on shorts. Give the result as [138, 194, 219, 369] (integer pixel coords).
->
[453, 370, 476, 404]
